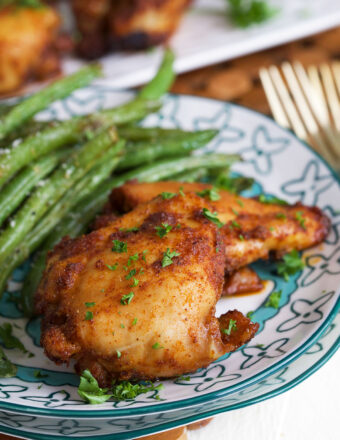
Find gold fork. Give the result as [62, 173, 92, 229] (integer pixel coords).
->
[259, 61, 340, 172]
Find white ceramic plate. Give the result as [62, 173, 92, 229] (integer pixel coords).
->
[0, 88, 339, 439]
[62, 0, 340, 88]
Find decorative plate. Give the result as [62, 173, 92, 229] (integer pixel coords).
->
[0, 89, 339, 439]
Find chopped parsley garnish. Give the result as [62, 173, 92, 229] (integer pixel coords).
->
[246, 311, 254, 319]
[265, 290, 282, 308]
[162, 248, 180, 267]
[239, 234, 245, 241]
[215, 173, 254, 194]
[216, 247, 220, 253]
[256, 344, 264, 348]
[132, 318, 138, 326]
[78, 370, 112, 404]
[128, 253, 139, 266]
[236, 199, 244, 207]
[120, 292, 134, 305]
[116, 350, 121, 359]
[202, 208, 224, 228]
[106, 263, 118, 271]
[85, 311, 93, 321]
[196, 187, 221, 201]
[295, 211, 306, 230]
[227, 0, 279, 28]
[177, 375, 191, 381]
[230, 220, 241, 229]
[152, 342, 164, 349]
[34, 370, 48, 378]
[0, 323, 27, 353]
[120, 323, 125, 328]
[85, 302, 95, 307]
[276, 212, 287, 220]
[259, 194, 288, 205]
[0, 346, 17, 378]
[155, 222, 173, 238]
[142, 250, 148, 261]
[269, 227, 275, 232]
[179, 186, 185, 196]
[222, 319, 237, 335]
[131, 278, 139, 287]
[232, 208, 239, 216]
[277, 250, 304, 281]
[111, 380, 163, 401]
[161, 192, 176, 200]
[119, 227, 139, 233]
[125, 269, 137, 280]
[112, 240, 127, 253]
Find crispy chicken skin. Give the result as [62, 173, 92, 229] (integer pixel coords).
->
[72, 0, 192, 58]
[222, 267, 263, 296]
[0, 5, 61, 94]
[36, 192, 258, 385]
[109, 181, 330, 273]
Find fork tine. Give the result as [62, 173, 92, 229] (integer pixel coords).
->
[331, 62, 340, 100]
[281, 62, 319, 135]
[294, 62, 329, 126]
[267, 65, 307, 139]
[259, 68, 290, 129]
[320, 63, 340, 132]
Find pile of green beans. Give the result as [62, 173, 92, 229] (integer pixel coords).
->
[0, 48, 242, 323]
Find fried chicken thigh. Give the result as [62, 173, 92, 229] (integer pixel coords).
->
[36, 182, 329, 385]
[36, 192, 258, 384]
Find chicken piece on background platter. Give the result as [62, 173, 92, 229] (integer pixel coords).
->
[0, 3, 61, 95]
[36, 192, 259, 385]
[72, 0, 192, 58]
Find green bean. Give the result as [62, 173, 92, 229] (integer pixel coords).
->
[0, 120, 50, 149]
[0, 100, 160, 189]
[167, 168, 210, 182]
[0, 128, 119, 266]
[0, 65, 102, 140]
[118, 126, 191, 141]
[139, 48, 175, 100]
[0, 149, 70, 227]
[20, 142, 124, 315]
[118, 153, 240, 183]
[117, 129, 218, 171]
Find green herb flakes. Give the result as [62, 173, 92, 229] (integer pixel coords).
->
[277, 249, 304, 281]
[202, 208, 224, 228]
[112, 240, 127, 253]
[155, 222, 173, 238]
[265, 290, 282, 309]
[120, 292, 134, 305]
[162, 248, 180, 267]
[196, 187, 220, 201]
[222, 319, 237, 335]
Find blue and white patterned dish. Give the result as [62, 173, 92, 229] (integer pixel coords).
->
[0, 89, 339, 439]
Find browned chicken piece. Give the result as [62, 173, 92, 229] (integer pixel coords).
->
[109, 181, 329, 273]
[222, 267, 263, 296]
[72, 0, 192, 58]
[97, 185, 265, 297]
[36, 192, 259, 385]
[0, 4, 61, 94]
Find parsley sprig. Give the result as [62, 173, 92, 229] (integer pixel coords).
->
[265, 290, 282, 308]
[120, 292, 134, 305]
[227, 0, 278, 28]
[277, 250, 304, 281]
[202, 208, 224, 228]
[112, 240, 127, 253]
[155, 223, 173, 238]
[162, 248, 180, 267]
[222, 319, 237, 335]
[196, 187, 220, 201]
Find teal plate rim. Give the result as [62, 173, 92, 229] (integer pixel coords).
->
[0, 96, 339, 419]
[1, 319, 339, 440]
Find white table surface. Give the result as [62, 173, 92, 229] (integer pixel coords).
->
[188, 350, 339, 440]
